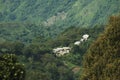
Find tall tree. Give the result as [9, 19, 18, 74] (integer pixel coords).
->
[81, 15, 120, 80]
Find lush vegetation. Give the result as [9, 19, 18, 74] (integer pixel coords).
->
[0, 0, 119, 25]
[0, 0, 120, 80]
[0, 16, 119, 80]
[0, 0, 120, 39]
[0, 25, 104, 80]
[81, 15, 120, 80]
[0, 54, 25, 80]
[0, 42, 74, 80]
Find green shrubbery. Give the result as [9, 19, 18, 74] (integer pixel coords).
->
[0, 54, 25, 80]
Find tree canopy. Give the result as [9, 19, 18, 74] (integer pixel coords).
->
[0, 54, 25, 80]
[81, 15, 120, 80]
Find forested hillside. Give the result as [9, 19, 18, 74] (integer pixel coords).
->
[0, 0, 75, 22]
[0, 26, 104, 80]
[0, 16, 119, 79]
[0, 0, 120, 80]
[0, 0, 120, 41]
[0, 0, 119, 25]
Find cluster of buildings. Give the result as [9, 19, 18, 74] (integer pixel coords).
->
[53, 47, 71, 57]
[53, 34, 89, 57]
[74, 34, 89, 46]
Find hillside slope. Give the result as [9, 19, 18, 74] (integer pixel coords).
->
[0, 0, 119, 26]
[0, 0, 76, 22]
[66, 0, 120, 27]
[0, 0, 120, 42]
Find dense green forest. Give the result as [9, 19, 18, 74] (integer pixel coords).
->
[0, 25, 104, 80]
[81, 15, 120, 80]
[0, 0, 120, 80]
[0, 15, 120, 80]
[0, 0, 120, 39]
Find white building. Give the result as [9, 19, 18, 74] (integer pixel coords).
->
[82, 34, 89, 41]
[74, 34, 89, 46]
[80, 38, 84, 42]
[53, 47, 71, 56]
[74, 41, 81, 46]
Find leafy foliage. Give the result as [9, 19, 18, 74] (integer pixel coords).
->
[0, 1, 120, 80]
[81, 15, 120, 80]
[25, 54, 75, 80]
[0, 41, 75, 80]
[0, 0, 120, 40]
[0, 54, 25, 80]
[0, 25, 104, 80]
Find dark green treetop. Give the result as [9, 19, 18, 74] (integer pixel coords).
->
[0, 54, 25, 80]
[81, 15, 120, 80]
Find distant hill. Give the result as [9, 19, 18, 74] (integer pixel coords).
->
[0, 0, 76, 22]
[0, 0, 120, 42]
